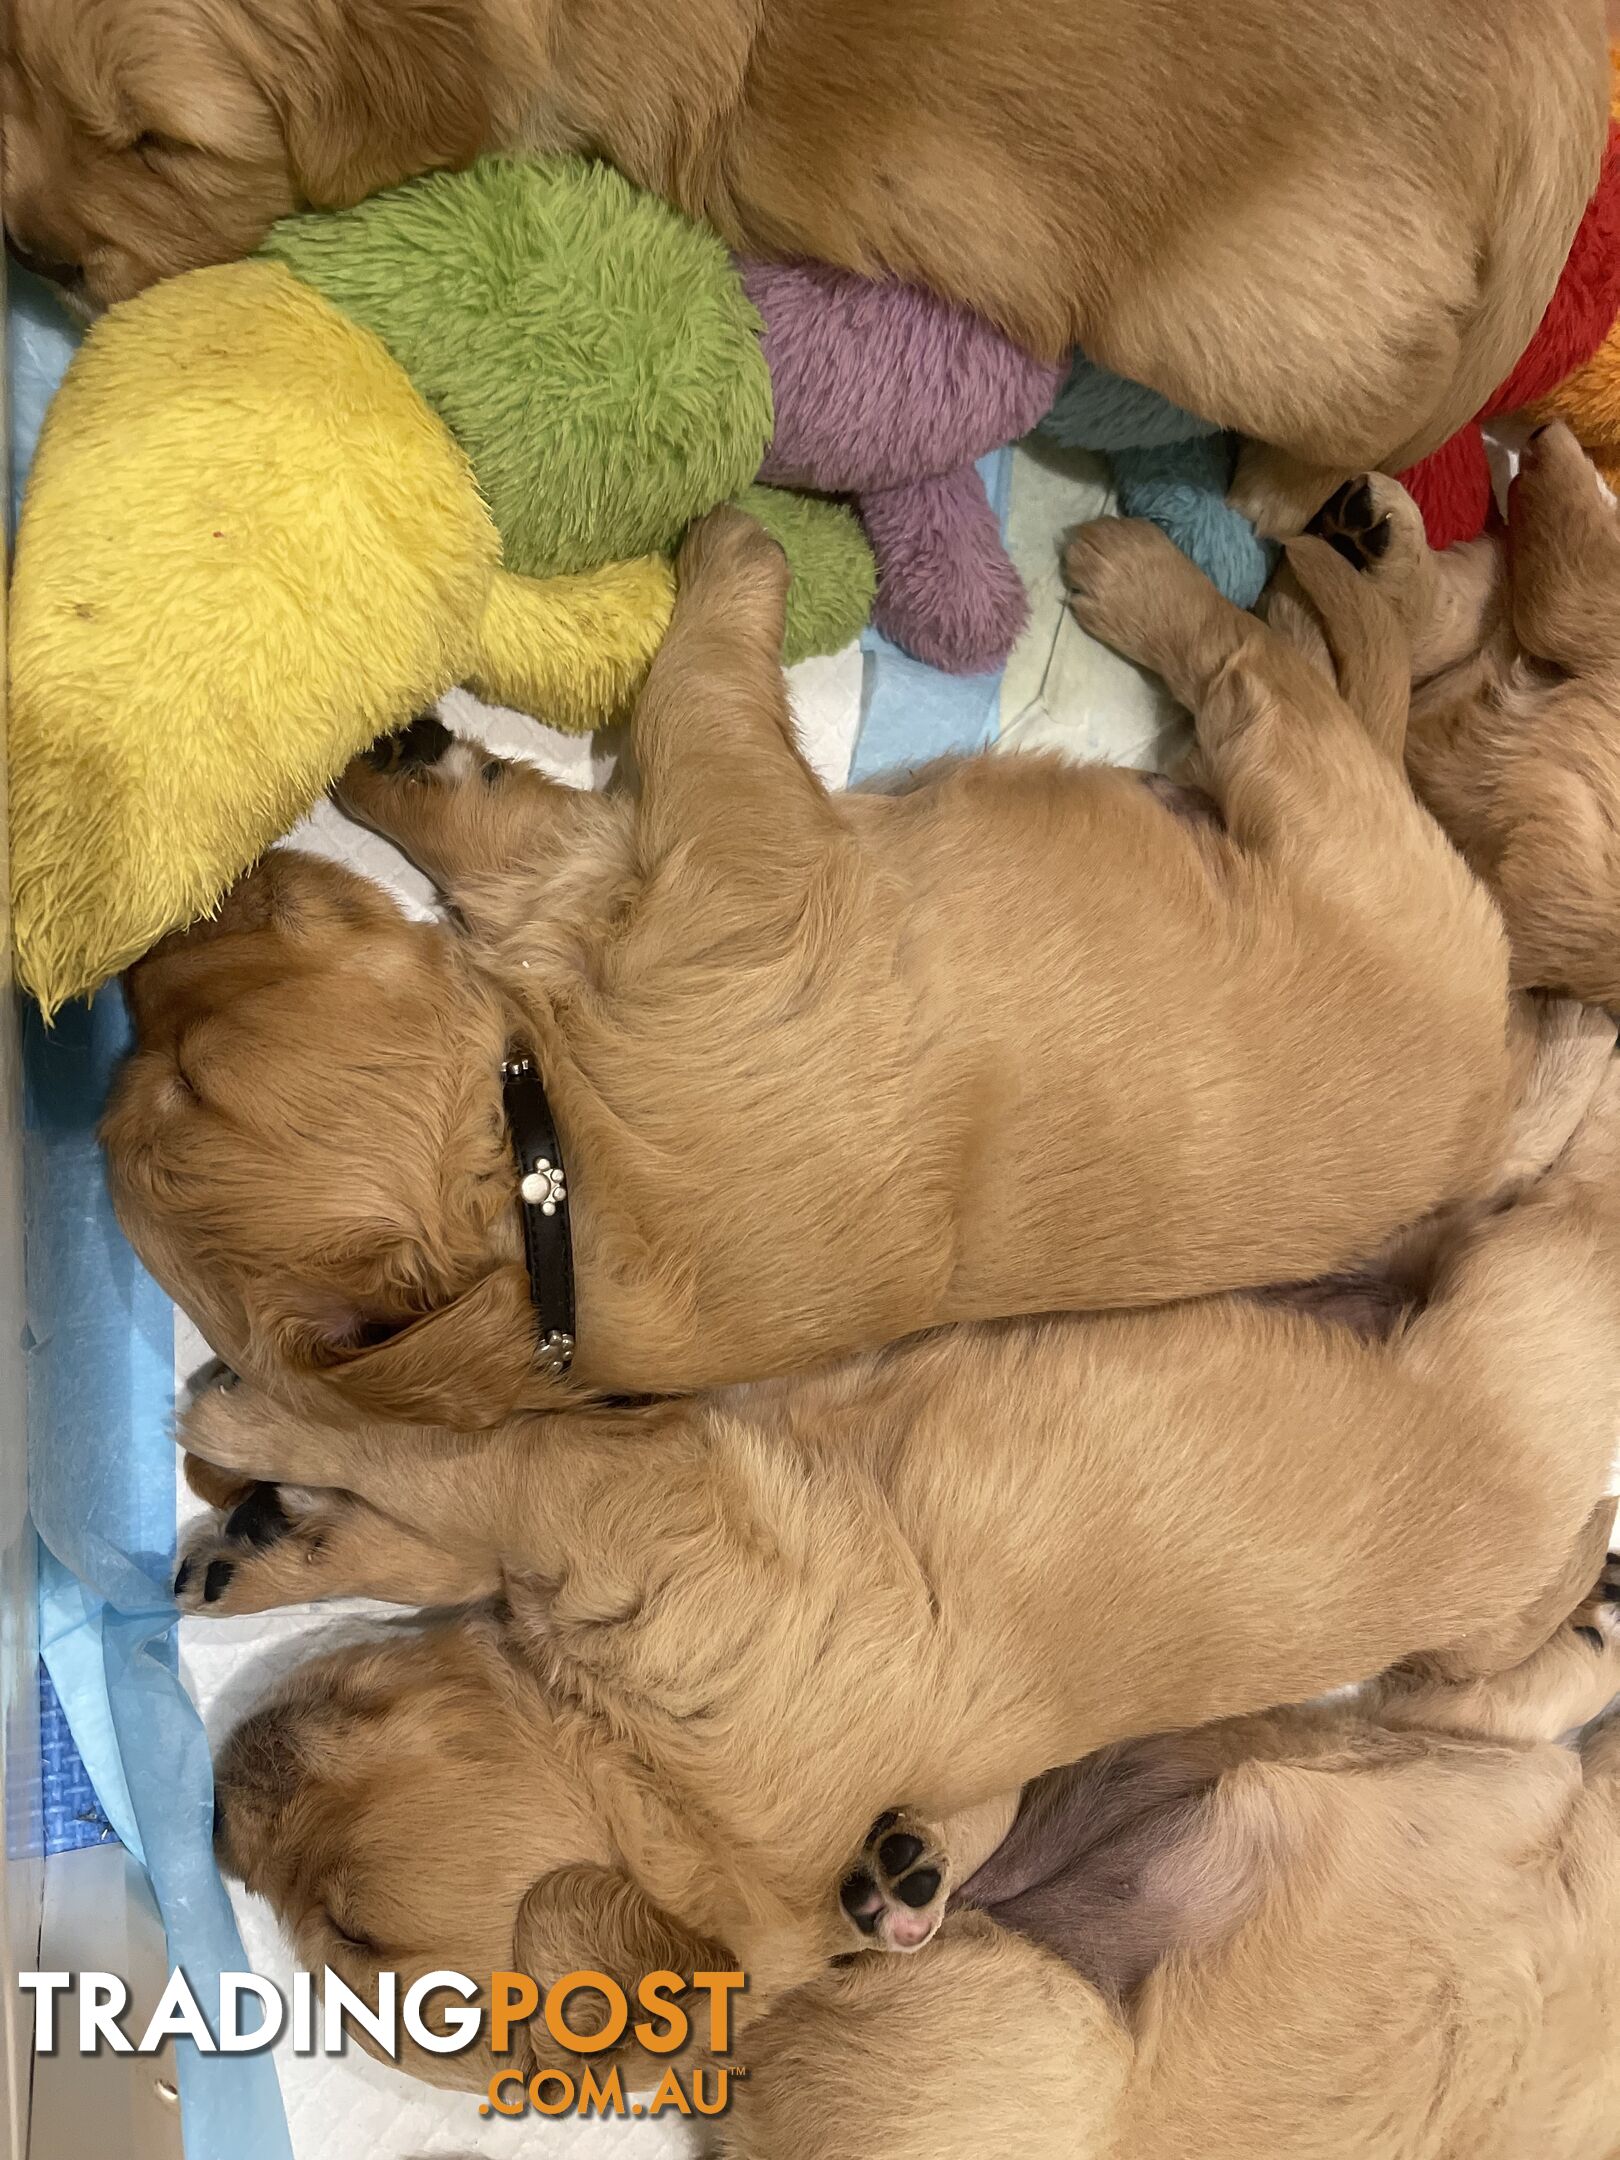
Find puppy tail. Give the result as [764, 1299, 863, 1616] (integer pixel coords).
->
[1281, 533, 1412, 763]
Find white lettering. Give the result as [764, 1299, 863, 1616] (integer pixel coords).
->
[402, 1971, 481, 2056]
[322, 1968, 395, 2056]
[219, 1974, 284, 2053]
[17, 1973, 71, 2052]
[80, 1975, 132, 2055]
[137, 1970, 215, 2053]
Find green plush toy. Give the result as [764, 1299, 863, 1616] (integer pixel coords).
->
[259, 158, 875, 661]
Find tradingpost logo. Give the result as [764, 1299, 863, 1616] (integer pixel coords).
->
[21, 1965, 748, 2119]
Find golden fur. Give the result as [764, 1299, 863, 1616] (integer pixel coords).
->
[721, 1607, 1620, 2160]
[192, 1050, 1620, 2069]
[1294, 423, 1620, 1010]
[2, 0, 1608, 515]
[104, 510, 1518, 1429]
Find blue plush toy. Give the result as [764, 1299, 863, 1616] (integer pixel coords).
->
[1040, 358, 1275, 608]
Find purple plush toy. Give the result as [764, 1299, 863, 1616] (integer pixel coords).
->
[739, 260, 1064, 675]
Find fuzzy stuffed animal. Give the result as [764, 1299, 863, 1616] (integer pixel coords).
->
[11, 157, 1058, 1015]
[263, 172, 1059, 679]
[738, 259, 1061, 671]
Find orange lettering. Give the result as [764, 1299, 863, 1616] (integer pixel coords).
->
[543, 1971, 630, 2056]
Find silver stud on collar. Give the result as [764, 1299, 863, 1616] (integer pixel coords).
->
[539, 1329, 575, 1376]
[521, 1158, 567, 1215]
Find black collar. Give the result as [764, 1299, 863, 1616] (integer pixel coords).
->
[500, 1049, 575, 1378]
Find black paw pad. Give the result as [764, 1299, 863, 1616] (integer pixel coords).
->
[878, 1832, 923, 1876]
[202, 1558, 236, 1605]
[894, 1867, 941, 1909]
[174, 1557, 194, 1599]
[1306, 479, 1391, 575]
[840, 1869, 881, 1934]
[223, 1483, 292, 1552]
[1576, 1625, 1605, 1651]
[367, 712, 452, 774]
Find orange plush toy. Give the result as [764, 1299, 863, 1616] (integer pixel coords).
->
[1399, 47, 1620, 545]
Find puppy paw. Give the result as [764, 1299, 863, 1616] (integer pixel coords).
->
[1306, 472, 1430, 601]
[178, 1373, 348, 1490]
[363, 711, 454, 777]
[677, 505, 789, 593]
[174, 1481, 346, 1617]
[1060, 516, 1207, 660]
[838, 1813, 950, 1954]
[336, 714, 501, 825]
[1306, 478, 1391, 571]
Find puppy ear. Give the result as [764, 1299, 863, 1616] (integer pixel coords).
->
[511, 1864, 729, 2084]
[121, 852, 411, 1033]
[174, 849, 406, 949]
[282, 0, 498, 209]
[315, 1265, 541, 1429]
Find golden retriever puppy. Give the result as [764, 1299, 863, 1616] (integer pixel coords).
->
[194, 1056, 1620, 2039]
[2, 0, 1607, 519]
[1297, 421, 1620, 1010]
[104, 511, 1515, 1429]
[721, 1584, 1620, 2160]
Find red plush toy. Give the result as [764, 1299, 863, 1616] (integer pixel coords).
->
[1400, 111, 1620, 546]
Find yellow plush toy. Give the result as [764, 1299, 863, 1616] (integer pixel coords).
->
[10, 160, 877, 1017]
[9, 264, 673, 1016]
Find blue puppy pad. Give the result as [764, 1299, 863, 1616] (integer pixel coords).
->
[13, 274, 295, 2160]
[24, 992, 294, 2160]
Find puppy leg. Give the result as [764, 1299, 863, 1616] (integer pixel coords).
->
[173, 1476, 500, 1615]
[1387, 1067, 1620, 1682]
[332, 712, 611, 892]
[1495, 422, 1620, 675]
[1371, 1551, 1620, 1744]
[1498, 997, 1620, 1195]
[1306, 473, 1505, 684]
[628, 508, 838, 885]
[177, 1373, 527, 1554]
[1062, 519, 1483, 934]
[719, 1912, 1124, 2160]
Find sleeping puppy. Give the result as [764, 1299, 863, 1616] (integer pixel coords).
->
[722, 1581, 1620, 2160]
[103, 509, 1517, 1428]
[1, 0, 1608, 523]
[1298, 421, 1620, 1010]
[194, 1050, 1620, 2038]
